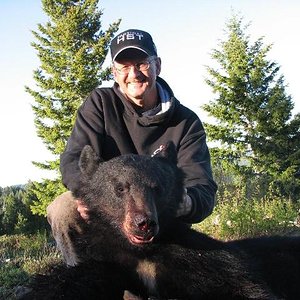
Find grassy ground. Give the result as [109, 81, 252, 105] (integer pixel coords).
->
[0, 232, 62, 299]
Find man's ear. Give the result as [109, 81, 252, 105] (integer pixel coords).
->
[79, 145, 102, 177]
[111, 65, 119, 83]
[155, 57, 161, 76]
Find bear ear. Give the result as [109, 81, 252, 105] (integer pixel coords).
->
[79, 145, 102, 176]
[155, 141, 178, 164]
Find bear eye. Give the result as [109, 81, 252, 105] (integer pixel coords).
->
[117, 185, 125, 192]
[115, 182, 129, 196]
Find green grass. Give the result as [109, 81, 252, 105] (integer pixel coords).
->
[0, 232, 62, 299]
[195, 195, 300, 240]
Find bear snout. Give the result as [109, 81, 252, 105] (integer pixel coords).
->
[123, 212, 159, 246]
[135, 214, 158, 233]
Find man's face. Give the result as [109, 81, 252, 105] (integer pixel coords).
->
[112, 49, 161, 103]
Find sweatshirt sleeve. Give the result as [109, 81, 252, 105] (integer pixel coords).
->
[176, 116, 218, 224]
[60, 90, 104, 191]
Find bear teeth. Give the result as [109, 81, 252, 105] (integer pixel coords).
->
[129, 234, 154, 245]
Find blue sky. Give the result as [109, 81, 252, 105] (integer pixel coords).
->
[0, 0, 299, 187]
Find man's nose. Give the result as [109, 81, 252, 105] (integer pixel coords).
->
[127, 65, 142, 77]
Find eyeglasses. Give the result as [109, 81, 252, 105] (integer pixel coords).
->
[114, 57, 156, 75]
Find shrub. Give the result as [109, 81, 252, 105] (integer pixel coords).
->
[195, 191, 300, 240]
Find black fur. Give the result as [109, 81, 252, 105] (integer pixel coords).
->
[23, 143, 300, 299]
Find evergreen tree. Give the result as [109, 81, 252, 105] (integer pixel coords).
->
[1, 192, 17, 234]
[25, 0, 120, 214]
[0, 185, 46, 234]
[203, 14, 300, 197]
[0, 186, 26, 234]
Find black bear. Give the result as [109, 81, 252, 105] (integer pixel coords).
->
[22, 143, 300, 300]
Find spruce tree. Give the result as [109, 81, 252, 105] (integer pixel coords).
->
[203, 14, 300, 197]
[25, 0, 120, 215]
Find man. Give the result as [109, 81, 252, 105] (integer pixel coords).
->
[47, 29, 217, 266]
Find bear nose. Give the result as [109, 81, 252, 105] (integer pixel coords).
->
[135, 215, 157, 233]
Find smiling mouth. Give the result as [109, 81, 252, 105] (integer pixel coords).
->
[128, 82, 144, 87]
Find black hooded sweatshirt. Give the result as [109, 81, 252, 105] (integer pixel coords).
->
[60, 77, 217, 223]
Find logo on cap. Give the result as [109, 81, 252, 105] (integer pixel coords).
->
[110, 29, 157, 61]
[116, 31, 144, 44]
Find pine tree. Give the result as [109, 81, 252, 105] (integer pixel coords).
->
[25, 0, 120, 214]
[203, 14, 300, 197]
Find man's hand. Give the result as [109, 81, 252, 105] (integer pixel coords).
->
[176, 188, 192, 217]
[75, 199, 90, 222]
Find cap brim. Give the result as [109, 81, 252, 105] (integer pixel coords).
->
[112, 46, 149, 61]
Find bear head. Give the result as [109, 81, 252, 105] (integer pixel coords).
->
[72, 142, 185, 250]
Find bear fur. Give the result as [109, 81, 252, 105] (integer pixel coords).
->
[22, 143, 300, 300]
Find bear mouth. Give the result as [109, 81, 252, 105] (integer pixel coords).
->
[123, 218, 158, 246]
[128, 234, 155, 245]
